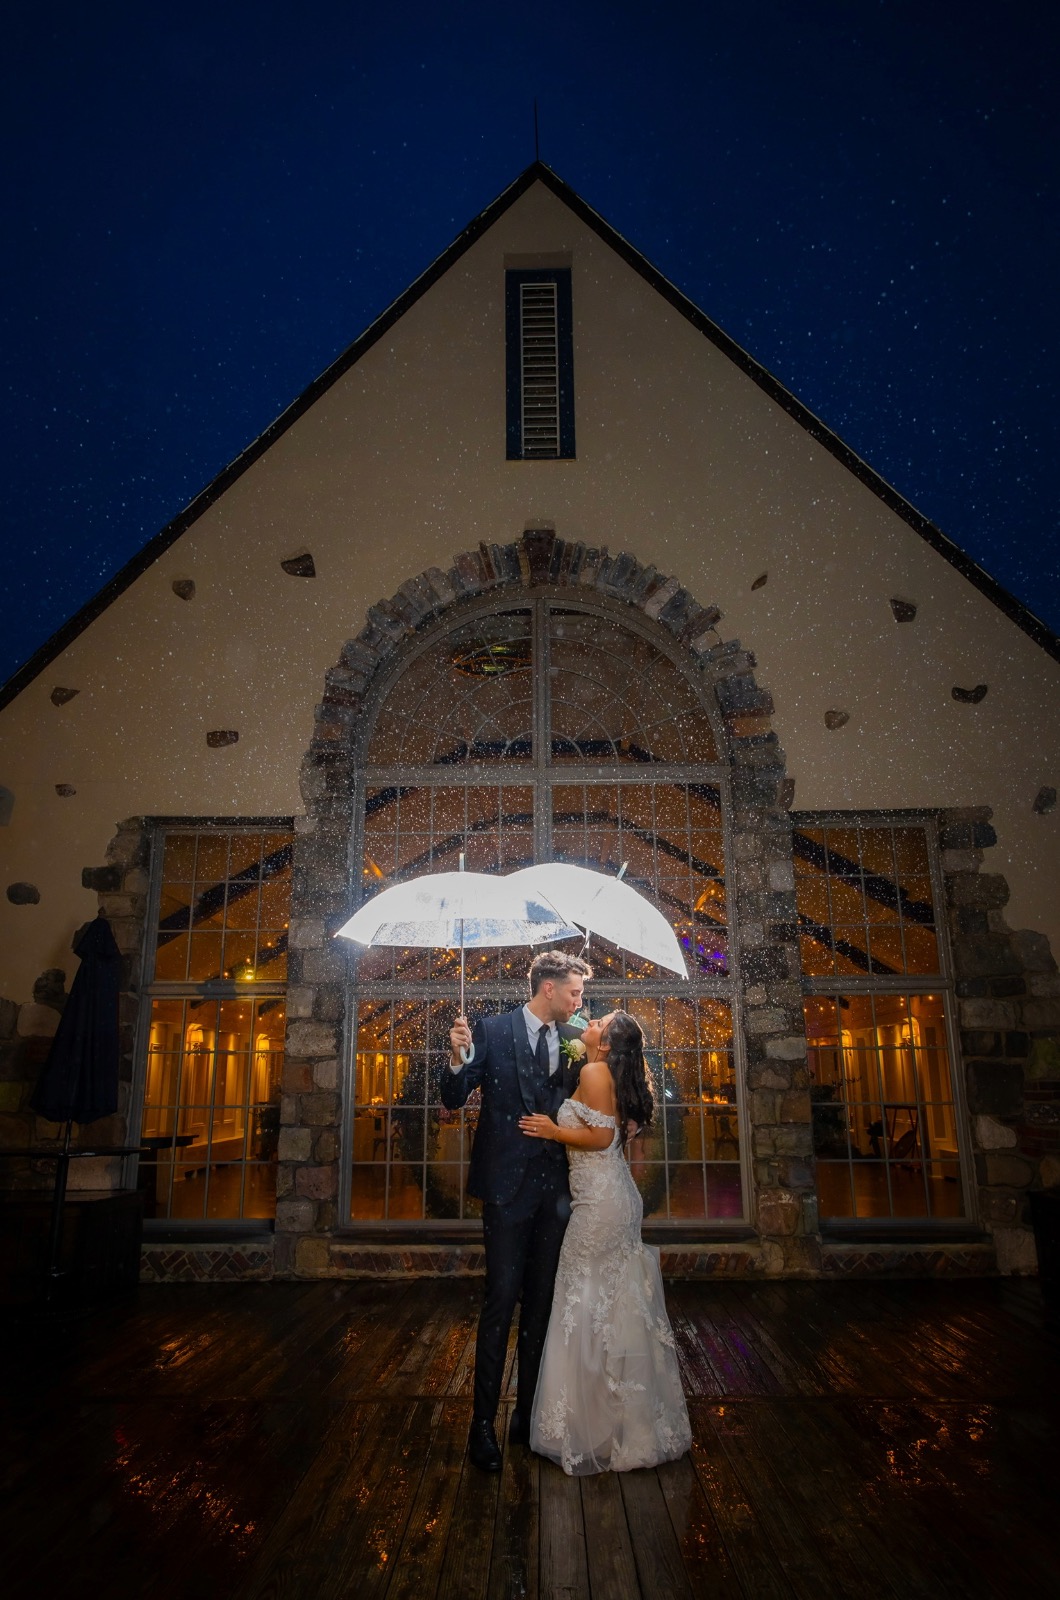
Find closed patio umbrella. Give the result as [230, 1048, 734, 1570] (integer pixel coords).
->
[30, 914, 122, 1128]
[28, 914, 123, 1303]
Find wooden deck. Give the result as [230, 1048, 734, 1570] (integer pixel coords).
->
[3, 1276, 1059, 1598]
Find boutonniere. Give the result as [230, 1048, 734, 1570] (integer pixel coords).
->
[560, 1037, 587, 1066]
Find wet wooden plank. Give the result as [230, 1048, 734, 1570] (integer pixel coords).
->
[580, 1472, 640, 1597]
[738, 1399, 918, 1600]
[360, 1398, 469, 1600]
[710, 1286, 825, 1398]
[771, 1397, 985, 1600]
[656, 1454, 743, 1599]
[619, 1467, 696, 1600]
[696, 1402, 847, 1600]
[686, 1403, 796, 1600]
[539, 1460, 590, 1599]
[230, 1400, 394, 1599]
[486, 1429, 540, 1600]
[436, 1422, 502, 1600]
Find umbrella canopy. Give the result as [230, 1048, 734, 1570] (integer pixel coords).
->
[508, 863, 689, 978]
[335, 869, 579, 951]
[29, 914, 122, 1126]
[335, 864, 581, 1032]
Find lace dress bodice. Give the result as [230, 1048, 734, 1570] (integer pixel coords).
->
[530, 1096, 691, 1474]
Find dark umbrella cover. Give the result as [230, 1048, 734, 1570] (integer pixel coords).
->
[30, 915, 121, 1126]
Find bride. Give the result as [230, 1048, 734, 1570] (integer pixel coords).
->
[517, 1010, 691, 1475]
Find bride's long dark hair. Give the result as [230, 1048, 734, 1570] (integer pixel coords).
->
[604, 1011, 653, 1148]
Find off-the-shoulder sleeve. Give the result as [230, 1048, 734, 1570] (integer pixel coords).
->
[567, 1098, 616, 1129]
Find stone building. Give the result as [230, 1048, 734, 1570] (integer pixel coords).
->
[2, 164, 1058, 1285]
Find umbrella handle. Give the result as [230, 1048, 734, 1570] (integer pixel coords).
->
[458, 881, 473, 1062]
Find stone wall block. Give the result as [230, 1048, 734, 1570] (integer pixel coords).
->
[286, 986, 315, 1019]
[772, 1125, 813, 1157]
[948, 873, 1010, 909]
[764, 1035, 808, 1061]
[744, 1007, 788, 1035]
[992, 1226, 1038, 1275]
[286, 1020, 338, 1058]
[953, 936, 1023, 979]
[1020, 999, 1060, 1031]
[313, 985, 345, 1022]
[295, 1236, 332, 1276]
[776, 1157, 815, 1190]
[757, 1190, 802, 1236]
[298, 947, 348, 984]
[750, 1089, 779, 1125]
[779, 1091, 812, 1123]
[301, 1092, 340, 1127]
[312, 1058, 339, 1091]
[965, 1060, 1023, 1117]
[314, 1130, 339, 1163]
[747, 1065, 792, 1091]
[982, 1152, 1034, 1188]
[105, 825, 150, 869]
[277, 1127, 313, 1163]
[295, 1165, 337, 1201]
[1011, 929, 1058, 974]
[275, 1198, 316, 1233]
[975, 1114, 1018, 1150]
[976, 1188, 1021, 1226]
[959, 998, 1019, 1029]
[281, 1059, 314, 1095]
[940, 849, 984, 874]
[741, 947, 789, 984]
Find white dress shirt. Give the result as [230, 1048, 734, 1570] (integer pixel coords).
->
[449, 1004, 560, 1073]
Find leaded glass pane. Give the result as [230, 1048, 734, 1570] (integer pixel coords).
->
[141, 990, 285, 1221]
[366, 610, 533, 764]
[805, 991, 963, 1221]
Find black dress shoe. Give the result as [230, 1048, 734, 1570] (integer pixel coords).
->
[508, 1410, 530, 1446]
[468, 1417, 502, 1472]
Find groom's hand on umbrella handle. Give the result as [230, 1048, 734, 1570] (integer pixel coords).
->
[450, 1015, 473, 1066]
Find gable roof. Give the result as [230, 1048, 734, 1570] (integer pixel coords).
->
[4, 161, 1057, 711]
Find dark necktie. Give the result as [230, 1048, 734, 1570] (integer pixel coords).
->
[534, 1024, 554, 1113]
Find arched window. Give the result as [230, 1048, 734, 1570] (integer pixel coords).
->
[348, 594, 745, 1227]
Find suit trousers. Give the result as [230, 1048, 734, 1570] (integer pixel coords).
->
[474, 1151, 570, 1424]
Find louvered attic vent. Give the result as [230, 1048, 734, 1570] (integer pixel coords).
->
[520, 281, 560, 456]
[505, 269, 575, 460]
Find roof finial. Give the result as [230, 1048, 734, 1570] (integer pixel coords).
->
[533, 98, 540, 163]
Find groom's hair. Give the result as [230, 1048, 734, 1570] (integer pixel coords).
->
[528, 951, 592, 994]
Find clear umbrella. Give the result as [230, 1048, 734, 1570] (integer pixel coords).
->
[335, 855, 580, 1055]
[507, 862, 688, 978]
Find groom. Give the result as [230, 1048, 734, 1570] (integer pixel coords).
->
[444, 949, 592, 1471]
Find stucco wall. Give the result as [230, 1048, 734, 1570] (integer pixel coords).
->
[1, 178, 1057, 998]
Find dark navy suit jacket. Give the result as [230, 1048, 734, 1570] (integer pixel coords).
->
[439, 1009, 584, 1206]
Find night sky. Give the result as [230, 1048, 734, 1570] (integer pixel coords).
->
[3, 1, 1057, 686]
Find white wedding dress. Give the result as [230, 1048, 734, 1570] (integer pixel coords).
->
[529, 1098, 692, 1475]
